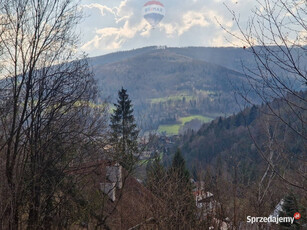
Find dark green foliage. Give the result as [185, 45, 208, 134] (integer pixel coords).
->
[234, 112, 245, 127]
[110, 88, 139, 170]
[146, 149, 197, 228]
[170, 149, 190, 183]
[279, 194, 306, 229]
[167, 149, 196, 228]
[178, 97, 306, 181]
[247, 105, 258, 125]
[146, 153, 166, 197]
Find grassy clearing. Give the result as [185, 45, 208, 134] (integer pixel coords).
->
[158, 124, 181, 135]
[158, 115, 213, 135]
[179, 115, 213, 124]
[151, 94, 194, 104]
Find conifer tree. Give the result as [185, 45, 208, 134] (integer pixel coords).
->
[170, 149, 190, 183]
[146, 149, 197, 228]
[279, 193, 306, 229]
[168, 149, 196, 228]
[146, 152, 166, 197]
[110, 88, 139, 170]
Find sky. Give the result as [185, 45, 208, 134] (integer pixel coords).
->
[78, 0, 257, 57]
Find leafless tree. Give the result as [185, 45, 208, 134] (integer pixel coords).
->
[225, 0, 307, 192]
[0, 0, 109, 229]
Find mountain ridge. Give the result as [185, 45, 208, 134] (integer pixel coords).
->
[90, 47, 250, 132]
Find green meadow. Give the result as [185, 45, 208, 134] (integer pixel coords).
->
[158, 115, 213, 135]
[151, 94, 194, 104]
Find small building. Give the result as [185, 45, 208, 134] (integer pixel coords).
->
[67, 160, 159, 230]
[192, 181, 230, 230]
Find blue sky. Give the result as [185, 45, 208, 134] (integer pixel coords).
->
[78, 0, 256, 57]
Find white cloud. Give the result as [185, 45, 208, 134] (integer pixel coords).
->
[82, 3, 115, 16]
[78, 0, 257, 56]
[81, 19, 148, 53]
[179, 11, 210, 35]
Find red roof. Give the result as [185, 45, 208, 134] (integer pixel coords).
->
[144, 1, 164, 7]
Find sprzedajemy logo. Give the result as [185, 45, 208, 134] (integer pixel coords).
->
[247, 213, 301, 225]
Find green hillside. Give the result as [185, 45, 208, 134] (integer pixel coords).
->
[90, 47, 249, 132]
[158, 115, 213, 135]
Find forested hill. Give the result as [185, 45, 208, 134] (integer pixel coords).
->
[90, 46, 253, 73]
[90, 46, 305, 134]
[177, 91, 307, 181]
[166, 91, 307, 220]
[89, 46, 252, 133]
[93, 49, 246, 100]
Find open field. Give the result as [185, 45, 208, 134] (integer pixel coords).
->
[179, 115, 213, 124]
[158, 115, 213, 135]
[158, 124, 181, 135]
[151, 94, 194, 104]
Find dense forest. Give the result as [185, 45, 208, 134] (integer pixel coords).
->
[169, 92, 307, 226]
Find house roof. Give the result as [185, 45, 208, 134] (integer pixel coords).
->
[69, 160, 160, 230]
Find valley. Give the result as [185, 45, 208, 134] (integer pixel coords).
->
[90, 46, 252, 134]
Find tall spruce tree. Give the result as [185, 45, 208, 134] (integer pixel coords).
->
[110, 88, 139, 170]
[146, 152, 166, 197]
[279, 193, 306, 229]
[168, 149, 196, 228]
[146, 149, 197, 228]
[170, 149, 190, 183]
